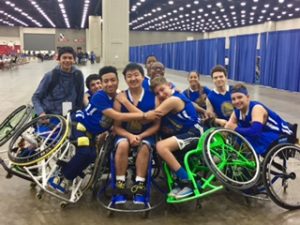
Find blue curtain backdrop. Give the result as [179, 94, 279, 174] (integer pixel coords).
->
[129, 37, 225, 75]
[229, 34, 258, 83]
[260, 30, 300, 92]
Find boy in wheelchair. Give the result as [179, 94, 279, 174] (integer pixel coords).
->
[48, 66, 161, 194]
[225, 83, 294, 155]
[113, 63, 160, 205]
[150, 77, 202, 199]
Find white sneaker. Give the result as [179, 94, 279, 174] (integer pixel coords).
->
[175, 187, 193, 199]
[168, 186, 181, 197]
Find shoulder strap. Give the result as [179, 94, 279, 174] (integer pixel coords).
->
[47, 68, 60, 94]
[73, 70, 83, 93]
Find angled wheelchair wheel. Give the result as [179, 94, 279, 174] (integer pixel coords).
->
[92, 134, 114, 193]
[8, 114, 69, 166]
[262, 144, 300, 210]
[203, 128, 260, 190]
[0, 105, 33, 147]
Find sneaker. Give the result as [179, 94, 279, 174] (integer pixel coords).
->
[133, 194, 146, 205]
[116, 180, 126, 190]
[112, 180, 127, 204]
[48, 176, 68, 194]
[131, 181, 146, 194]
[175, 187, 193, 199]
[168, 186, 181, 197]
[112, 194, 127, 204]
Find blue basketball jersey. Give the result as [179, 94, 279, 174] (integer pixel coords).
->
[183, 86, 211, 109]
[234, 101, 293, 154]
[142, 77, 151, 90]
[85, 90, 94, 102]
[160, 91, 201, 138]
[120, 88, 156, 134]
[207, 86, 233, 120]
[75, 90, 114, 135]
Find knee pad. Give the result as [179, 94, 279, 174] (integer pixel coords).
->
[77, 136, 90, 147]
[76, 123, 87, 132]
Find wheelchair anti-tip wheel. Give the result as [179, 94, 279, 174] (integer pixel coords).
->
[8, 114, 68, 166]
[203, 128, 260, 190]
[262, 144, 300, 210]
[0, 105, 33, 148]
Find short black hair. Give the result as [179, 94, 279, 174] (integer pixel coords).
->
[122, 63, 144, 77]
[98, 66, 118, 80]
[57, 46, 76, 60]
[210, 65, 228, 77]
[145, 55, 157, 64]
[85, 74, 100, 89]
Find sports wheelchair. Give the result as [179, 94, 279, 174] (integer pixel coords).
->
[164, 127, 260, 205]
[0, 104, 33, 152]
[164, 126, 300, 210]
[95, 135, 165, 216]
[0, 113, 105, 208]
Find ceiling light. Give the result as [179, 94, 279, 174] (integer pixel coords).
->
[168, 1, 174, 5]
[287, 4, 293, 8]
[240, 2, 246, 6]
[28, 0, 55, 27]
[278, 0, 284, 3]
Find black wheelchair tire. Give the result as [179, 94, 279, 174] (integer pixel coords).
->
[0, 105, 33, 147]
[262, 144, 300, 210]
[203, 128, 260, 190]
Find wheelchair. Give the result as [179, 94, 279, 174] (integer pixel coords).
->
[214, 124, 300, 210]
[1, 113, 102, 208]
[0, 104, 33, 151]
[96, 135, 165, 216]
[164, 127, 260, 205]
[167, 125, 300, 211]
[261, 124, 300, 210]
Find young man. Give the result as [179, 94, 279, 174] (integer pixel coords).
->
[113, 63, 160, 204]
[32, 46, 84, 116]
[48, 66, 161, 193]
[142, 61, 165, 90]
[151, 76, 201, 199]
[145, 55, 157, 77]
[83, 73, 102, 106]
[225, 83, 293, 155]
[206, 65, 233, 126]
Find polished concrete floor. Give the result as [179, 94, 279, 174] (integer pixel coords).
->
[0, 60, 300, 225]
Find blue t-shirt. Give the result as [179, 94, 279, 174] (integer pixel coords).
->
[160, 91, 200, 138]
[142, 77, 151, 90]
[182, 86, 211, 109]
[75, 90, 114, 135]
[120, 88, 156, 134]
[207, 86, 233, 120]
[234, 101, 293, 154]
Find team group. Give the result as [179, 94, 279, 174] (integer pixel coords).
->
[31, 46, 293, 204]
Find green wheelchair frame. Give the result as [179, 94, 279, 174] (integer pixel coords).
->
[164, 127, 260, 204]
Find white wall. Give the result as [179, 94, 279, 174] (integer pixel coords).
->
[130, 31, 204, 46]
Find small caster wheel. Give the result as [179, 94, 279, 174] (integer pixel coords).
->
[107, 210, 114, 217]
[36, 192, 43, 200]
[196, 200, 202, 209]
[143, 211, 150, 219]
[6, 173, 13, 179]
[60, 201, 68, 209]
[30, 182, 37, 189]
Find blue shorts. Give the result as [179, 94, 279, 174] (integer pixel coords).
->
[114, 135, 156, 151]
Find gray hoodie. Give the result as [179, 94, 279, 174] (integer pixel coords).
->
[32, 65, 84, 115]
